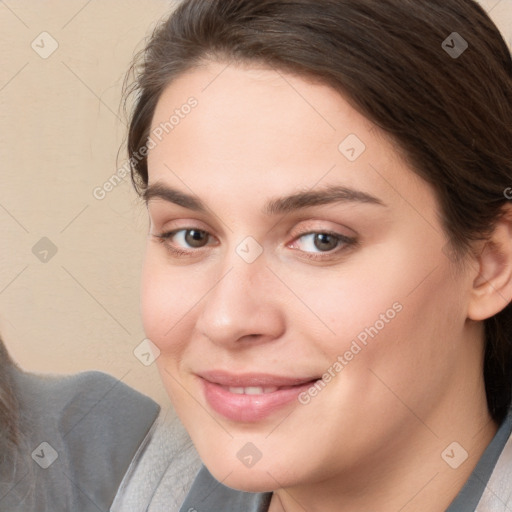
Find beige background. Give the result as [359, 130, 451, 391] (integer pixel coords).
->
[1, 0, 511, 406]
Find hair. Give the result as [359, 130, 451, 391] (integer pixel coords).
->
[0, 335, 20, 451]
[123, 0, 512, 422]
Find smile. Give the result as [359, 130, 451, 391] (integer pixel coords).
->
[198, 371, 319, 422]
[226, 386, 280, 394]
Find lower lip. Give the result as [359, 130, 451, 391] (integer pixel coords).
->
[201, 378, 316, 422]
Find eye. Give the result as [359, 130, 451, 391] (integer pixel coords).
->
[153, 228, 215, 255]
[152, 227, 356, 261]
[298, 233, 340, 252]
[174, 229, 210, 249]
[289, 231, 356, 258]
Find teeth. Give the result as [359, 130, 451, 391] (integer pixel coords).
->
[228, 386, 279, 394]
[245, 387, 264, 395]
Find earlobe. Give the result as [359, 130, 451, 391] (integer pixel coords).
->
[468, 206, 512, 321]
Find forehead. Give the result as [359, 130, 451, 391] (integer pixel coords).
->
[149, 60, 373, 163]
[147, 61, 433, 216]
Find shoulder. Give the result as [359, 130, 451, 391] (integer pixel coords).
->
[475, 416, 512, 511]
[7, 368, 160, 511]
[16, 369, 160, 442]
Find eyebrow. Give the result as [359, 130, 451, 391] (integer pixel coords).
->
[143, 182, 386, 215]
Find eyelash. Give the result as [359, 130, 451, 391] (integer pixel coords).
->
[152, 228, 357, 262]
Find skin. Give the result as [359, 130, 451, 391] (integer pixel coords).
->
[141, 60, 512, 511]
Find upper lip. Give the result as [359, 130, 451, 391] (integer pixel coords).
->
[197, 370, 319, 388]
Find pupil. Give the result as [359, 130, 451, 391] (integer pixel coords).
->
[186, 230, 207, 248]
[314, 233, 337, 251]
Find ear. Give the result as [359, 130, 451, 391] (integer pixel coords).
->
[467, 204, 512, 321]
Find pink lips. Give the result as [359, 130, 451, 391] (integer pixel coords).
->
[198, 370, 318, 423]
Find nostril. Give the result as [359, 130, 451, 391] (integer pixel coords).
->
[240, 333, 263, 342]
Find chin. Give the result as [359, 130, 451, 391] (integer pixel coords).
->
[220, 472, 280, 494]
[205, 459, 285, 493]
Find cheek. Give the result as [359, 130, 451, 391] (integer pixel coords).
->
[291, 241, 462, 370]
[277, 252, 406, 347]
[333, 249, 466, 407]
[140, 248, 201, 355]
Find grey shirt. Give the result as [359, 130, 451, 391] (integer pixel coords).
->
[0, 368, 160, 511]
[111, 409, 203, 512]
[177, 407, 512, 512]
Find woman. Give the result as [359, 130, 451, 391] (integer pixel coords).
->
[118, 0, 512, 510]
[0, 334, 160, 511]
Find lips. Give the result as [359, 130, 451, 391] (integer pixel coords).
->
[198, 370, 319, 422]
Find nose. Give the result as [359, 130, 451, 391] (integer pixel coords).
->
[195, 254, 286, 348]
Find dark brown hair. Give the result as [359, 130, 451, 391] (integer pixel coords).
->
[0, 336, 19, 451]
[124, 0, 512, 422]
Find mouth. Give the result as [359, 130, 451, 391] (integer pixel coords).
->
[197, 371, 320, 422]
[224, 385, 289, 394]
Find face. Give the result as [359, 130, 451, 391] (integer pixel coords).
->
[142, 61, 477, 492]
